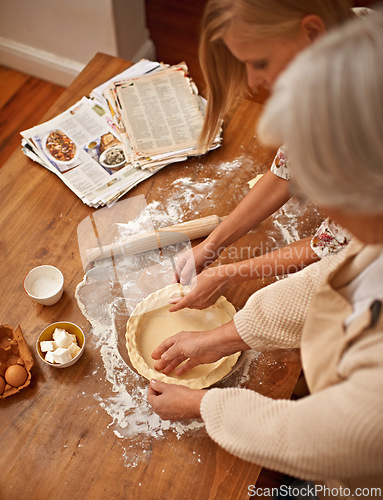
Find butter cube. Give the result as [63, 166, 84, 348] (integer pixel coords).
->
[54, 329, 73, 349]
[53, 347, 72, 364]
[52, 328, 66, 341]
[40, 340, 57, 352]
[68, 343, 81, 359]
[45, 351, 56, 363]
[68, 333, 78, 345]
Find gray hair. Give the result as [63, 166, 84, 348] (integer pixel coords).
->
[258, 10, 383, 213]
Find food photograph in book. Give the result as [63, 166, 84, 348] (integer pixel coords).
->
[28, 98, 126, 175]
[37, 129, 81, 173]
[83, 133, 127, 174]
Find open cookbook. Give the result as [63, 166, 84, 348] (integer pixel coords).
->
[21, 60, 221, 208]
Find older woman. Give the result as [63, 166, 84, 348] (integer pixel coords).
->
[148, 11, 383, 498]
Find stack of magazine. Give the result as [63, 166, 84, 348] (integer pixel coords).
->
[21, 59, 221, 208]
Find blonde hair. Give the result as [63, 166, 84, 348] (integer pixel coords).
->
[198, 0, 353, 150]
[258, 11, 383, 213]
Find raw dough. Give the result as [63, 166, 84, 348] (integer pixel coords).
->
[126, 284, 241, 389]
[248, 173, 264, 189]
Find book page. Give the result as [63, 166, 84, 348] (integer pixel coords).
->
[115, 68, 204, 156]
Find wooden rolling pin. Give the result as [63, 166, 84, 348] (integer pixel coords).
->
[85, 214, 225, 265]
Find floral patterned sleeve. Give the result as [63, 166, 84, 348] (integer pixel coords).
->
[310, 218, 351, 258]
[270, 145, 290, 180]
[270, 146, 351, 258]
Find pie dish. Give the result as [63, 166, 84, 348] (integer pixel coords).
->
[126, 284, 240, 389]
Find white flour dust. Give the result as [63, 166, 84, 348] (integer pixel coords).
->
[273, 204, 301, 245]
[267, 198, 322, 252]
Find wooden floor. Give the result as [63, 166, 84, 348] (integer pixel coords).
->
[0, 67, 65, 168]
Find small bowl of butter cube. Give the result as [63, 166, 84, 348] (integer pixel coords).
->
[36, 322, 85, 368]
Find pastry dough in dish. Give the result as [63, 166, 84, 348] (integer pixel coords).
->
[126, 284, 241, 389]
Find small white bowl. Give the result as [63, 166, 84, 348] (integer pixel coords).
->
[36, 321, 85, 368]
[24, 265, 64, 306]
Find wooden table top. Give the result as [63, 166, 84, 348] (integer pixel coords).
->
[0, 53, 315, 500]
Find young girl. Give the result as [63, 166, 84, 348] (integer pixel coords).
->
[148, 11, 383, 498]
[170, 0, 365, 312]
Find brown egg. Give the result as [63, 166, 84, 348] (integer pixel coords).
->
[5, 365, 28, 387]
[0, 376, 5, 395]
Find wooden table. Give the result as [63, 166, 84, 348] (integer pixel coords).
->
[0, 53, 314, 499]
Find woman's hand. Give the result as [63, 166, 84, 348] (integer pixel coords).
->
[148, 379, 205, 421]
[169, 267, 227, 312]
[173, 240, 220, 285]
[152, 321, 250, 376]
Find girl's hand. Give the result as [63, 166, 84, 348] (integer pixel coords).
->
[148, 379, 205, 421]
[173, 241, 220, 285]
[169, 267, 227, 312]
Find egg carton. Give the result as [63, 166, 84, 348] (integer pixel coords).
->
[0, 324, 33, 398]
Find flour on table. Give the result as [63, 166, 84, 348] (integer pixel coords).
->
[267, 198, 322, 253]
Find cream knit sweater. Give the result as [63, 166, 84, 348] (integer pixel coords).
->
[200, 250, 383, 487]
[235, 250, 344, 352]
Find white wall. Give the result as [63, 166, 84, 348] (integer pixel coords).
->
[0, 0, 155, 86]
